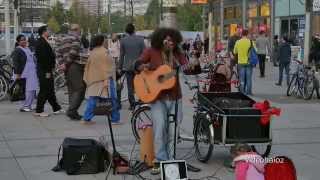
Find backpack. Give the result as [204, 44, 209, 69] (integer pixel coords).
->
[264, 156, 297, 180]
[248, 40, 259, 66]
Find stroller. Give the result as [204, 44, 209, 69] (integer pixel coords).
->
[208, 61, 232, 92]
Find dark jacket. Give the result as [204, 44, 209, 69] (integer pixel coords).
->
[11, 48, 27, 75]
[278, 42, 291, 64]
[35, 37, 56, 75]
[119, 34, 145, 72]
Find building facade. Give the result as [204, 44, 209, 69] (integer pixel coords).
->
[19, 0, 51, 33]
[78, 0, 105, 15]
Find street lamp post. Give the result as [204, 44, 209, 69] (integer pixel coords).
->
[304, 0, 314, 65]
[4, 0, 10, 55]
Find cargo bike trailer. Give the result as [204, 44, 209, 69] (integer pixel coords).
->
[193, 92, 272, 163]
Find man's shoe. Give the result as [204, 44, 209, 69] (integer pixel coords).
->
[33, 112, 50, 117]
[275, 83, 282, 86]
[20, 108, 32, 112]
[80, 120, 96, 125]
[111, 121, 123, 125]
[53, 109, 65, 115]
[67, 114, 82, 121]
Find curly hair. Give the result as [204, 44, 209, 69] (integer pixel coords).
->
[150, 28, 183, 52]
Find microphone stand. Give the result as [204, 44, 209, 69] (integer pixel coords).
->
[171, 66, 200, 173]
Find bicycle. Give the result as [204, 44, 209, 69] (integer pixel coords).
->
[303, 66, 320, 100]
[0, 55, 13, 101]
[287, 60, 307, 97]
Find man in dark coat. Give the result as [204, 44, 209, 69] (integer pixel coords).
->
[275, 36, 291, 86]
[34, 26, 63, 117]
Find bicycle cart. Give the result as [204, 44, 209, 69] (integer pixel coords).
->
[194, 92, 273, 163]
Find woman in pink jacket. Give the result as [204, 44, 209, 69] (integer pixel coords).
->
[231, 143, 265, 180]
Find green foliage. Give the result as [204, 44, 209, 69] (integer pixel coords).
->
[47, 17, 60, 33]
[144, 0, 160, 29]
[144, 0, 203, 31]
[176, 4, 203, 31]
[44, 1, 66, 26]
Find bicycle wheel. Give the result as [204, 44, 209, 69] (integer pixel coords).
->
[194, 112, 213, 163]
[0, 76, 9, 101]
[287, 74, 298, 96]
[131, 106, 152, 143]
[303, 75, 315, 100]
[251, 144, 272, 158]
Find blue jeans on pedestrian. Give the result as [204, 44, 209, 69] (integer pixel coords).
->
[238, 64, 253, 95]
[151, 99, 182, 161]
[278, 63, 290, 86]
[83, 96, 98, 121]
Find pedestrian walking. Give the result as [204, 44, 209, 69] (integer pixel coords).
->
[34, 26, 63, 117]
[193, 34, 203, 59]
[233, 30, 254, 95]
[256, 31, 270, 77]
[310, 34, 320, 71]
[12, 34, 38, 112]
[83, 35, 119, 125]
[119, 23, 145, 110]
[275, 36, 291, 86]
[109, 33, 121, 69]
[55, 24, 88, 120]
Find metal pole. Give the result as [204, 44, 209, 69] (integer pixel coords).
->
[31, 0, 34, 34]
[242, 0, 247, 29]
[14, 8, 19, 40]
[304, 0, 314, 65]
[220, 0, 224, 40]
[130, 0, 133, 23]
[270, 0, 275, 57]
[5, 0, 11, 55]
[108, 0, 111, 33]
[208, 8, 213, 55]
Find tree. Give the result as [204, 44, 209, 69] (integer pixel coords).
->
[134, 15, 145, 30]
[44, 1, 66, 26]
[144, 0, 160, 29]
[47, 17, 60, 33]
[176, 4, 202, 31]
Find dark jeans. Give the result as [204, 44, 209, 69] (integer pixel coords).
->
[66, 63, 86, 116]
[36, 74, 61, 113]
[258, 54, 266, 77]
[125, 71, 135, 107]
[278, 63, 290, 86]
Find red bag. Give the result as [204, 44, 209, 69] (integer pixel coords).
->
[265, 156, 297, 180]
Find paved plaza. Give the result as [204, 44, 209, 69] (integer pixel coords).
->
[0, 62, 319, 180]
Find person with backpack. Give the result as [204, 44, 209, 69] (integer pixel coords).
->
[230, 143, 265, 180]
[233, 29, 256, 95]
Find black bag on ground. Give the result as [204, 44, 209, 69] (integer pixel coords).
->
[52, 138, 110, 175]
[9, 78, 26, 102]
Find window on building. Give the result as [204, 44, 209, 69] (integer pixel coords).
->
[224, 7, 234, 20]
[260, 2, 270, 17]
[248, 3, 258, 18]
[235, 6, 241, 19]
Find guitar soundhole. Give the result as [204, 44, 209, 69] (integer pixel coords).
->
[158, 75, 165, 83]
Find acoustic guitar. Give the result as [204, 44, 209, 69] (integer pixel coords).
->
[134, 65, 177, 103]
